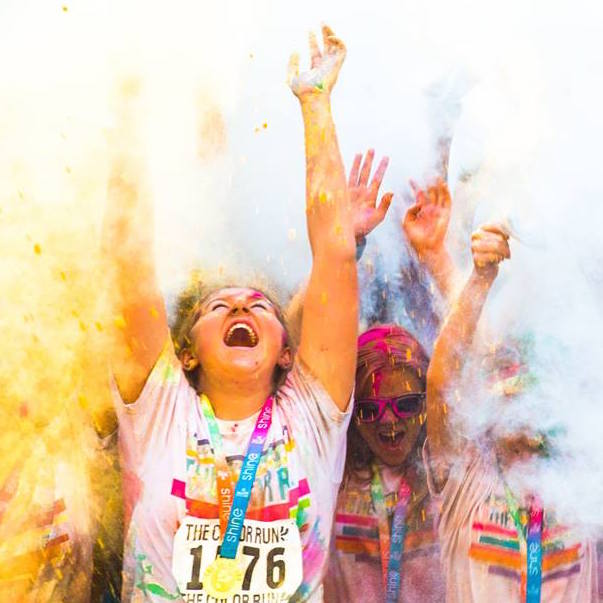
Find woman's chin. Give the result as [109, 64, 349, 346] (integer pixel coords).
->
[215, 348, 273, 380]
[372, 439, 412, 467]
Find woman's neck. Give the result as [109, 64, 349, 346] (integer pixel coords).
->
[376, 456, 422, 491]
[199, 374, 273, 420]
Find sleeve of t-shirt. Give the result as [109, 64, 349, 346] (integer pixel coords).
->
[277, 359, 352, 485]
[110, 337, 195, 470]
[422, 437, 496, 556]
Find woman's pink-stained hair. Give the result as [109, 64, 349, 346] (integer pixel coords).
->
[345, 324, 430, 484]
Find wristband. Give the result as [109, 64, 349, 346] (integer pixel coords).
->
[356, 236, 367, 261]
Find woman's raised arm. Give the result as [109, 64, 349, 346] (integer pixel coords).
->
[284, 148, 392, 345]
[102, 81, 168, 403]
[426, 224, 510, 479]
[288, 26, 358, 411]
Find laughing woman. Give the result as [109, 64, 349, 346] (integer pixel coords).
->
[103, 26, 357, 603]
[324, 325, 445, 603]
[323, 179, 455, 603]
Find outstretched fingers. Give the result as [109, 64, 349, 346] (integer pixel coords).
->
[322, 24, 346, 55]
[309, 31, 322, 68]
[376, 192, 394, 220]
[370, 156, 390, 196]
[435, 178, 451, 208]
[405, 202, 422, 220]
[358, 149, 375, 186]
[348, 153, 362, 188]
[287, 53, 300, 88]
[409, 179, 427, 206]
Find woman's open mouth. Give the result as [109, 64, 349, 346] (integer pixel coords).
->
[376, 427, 406, 448]
[223, 322, 259, 348]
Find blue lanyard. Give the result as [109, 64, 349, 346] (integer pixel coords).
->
[385, 496, 409, 603]
[371, 465, 411, 603]
[525, 503, 543, 603]
[200, 395, 274, 560]
[502, 483, 543, 603]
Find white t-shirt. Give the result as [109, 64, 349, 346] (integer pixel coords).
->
[113, 340, 351, 602]
[324, 464, 445, 603]
[424, 440, 599, 603]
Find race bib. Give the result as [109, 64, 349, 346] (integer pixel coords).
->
[172, 517, 303, 603]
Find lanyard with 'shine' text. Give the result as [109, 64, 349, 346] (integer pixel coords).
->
[371, 464, 412, 603]
[199, 393, 273, 559]
[502, 483, 543, 603]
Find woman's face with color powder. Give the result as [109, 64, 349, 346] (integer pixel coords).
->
[188, 287, 289, 386]
[485, 344, 548, 468]
[355, 367, 425, 467]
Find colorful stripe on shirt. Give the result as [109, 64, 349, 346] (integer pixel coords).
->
[171, 477, 311, 523]
[469, 518, 583, 583]
[334, 501, 438, 563]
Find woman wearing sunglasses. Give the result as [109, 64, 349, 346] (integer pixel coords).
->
[323, 177, 458, 603]
[324, 325, 445, 603]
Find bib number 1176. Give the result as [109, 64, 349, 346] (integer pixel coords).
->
[172, 517, 302, 600]
[186, 544, 286, 590]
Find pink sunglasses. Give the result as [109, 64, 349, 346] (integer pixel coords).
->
[354, 393, 426, 423]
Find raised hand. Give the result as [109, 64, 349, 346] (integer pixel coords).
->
[403, 178, 451, 258]
[471, 224, 511, 278]
[426, 222, 510, 466]
[348, 149, 393, 242]
[292, 23, 357, 411]
[103, 77, 169, 404]
[287, 25, 346, 99]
